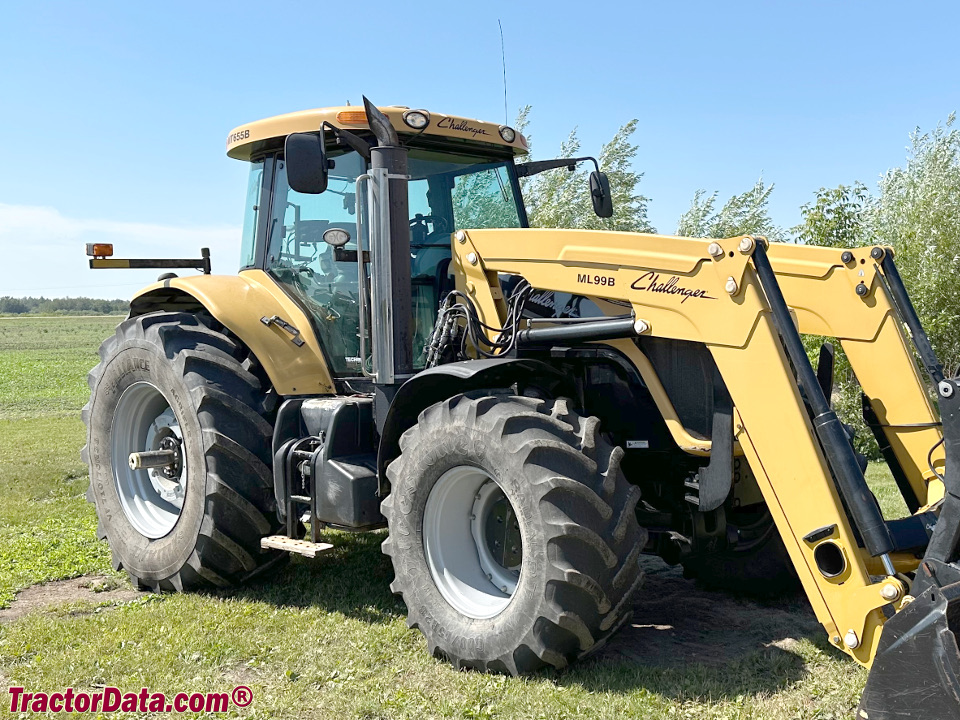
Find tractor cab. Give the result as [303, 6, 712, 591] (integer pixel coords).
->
[227, 105, 530, 377]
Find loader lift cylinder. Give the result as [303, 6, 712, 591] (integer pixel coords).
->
[751, 242, 896, 560]
[879, 251, 946, 385]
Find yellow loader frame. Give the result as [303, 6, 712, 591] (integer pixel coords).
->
[454, 227, 944, 666]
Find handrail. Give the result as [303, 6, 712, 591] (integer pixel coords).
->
[355, 173, 375, 379]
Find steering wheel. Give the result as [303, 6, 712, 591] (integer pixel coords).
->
[410, 213, 449, 239]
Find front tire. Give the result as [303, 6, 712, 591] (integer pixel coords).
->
[82, 312, 282, 591]
[382, 394, 646, 674]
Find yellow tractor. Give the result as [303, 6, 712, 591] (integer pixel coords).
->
[84, 98, 960, 717]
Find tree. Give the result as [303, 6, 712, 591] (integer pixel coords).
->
[873, 114, 960, 371]
[516, 107, 654, 233]
[792, 183, 877, 456]
[793, 114, 960, 459]
[676, 180, 784, 240]
[794, 182, 872, 249]
[0, 297, 29, 314]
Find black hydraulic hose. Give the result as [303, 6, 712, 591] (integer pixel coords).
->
[752, 242, 895, 558]
[879, 252, 945, 385]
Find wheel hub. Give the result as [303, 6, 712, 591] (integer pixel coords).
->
[144, 410, 185, 504]
[422, 466, 523, 619]
[472, 480, 521, 595]
[111, 382, 188, 539]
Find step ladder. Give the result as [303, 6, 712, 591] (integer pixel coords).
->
[260, 535, 333, 558]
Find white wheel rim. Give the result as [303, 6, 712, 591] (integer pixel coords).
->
[422, 465, 522, 619]
[111, 381, 187, 539]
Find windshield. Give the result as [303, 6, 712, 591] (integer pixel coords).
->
[264, 148, 524, 377]
[239, 158, 264, 269]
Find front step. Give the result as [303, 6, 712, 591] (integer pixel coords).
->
[260, 535, 334, 558]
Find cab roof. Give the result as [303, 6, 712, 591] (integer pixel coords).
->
[226, 105, 529, 161]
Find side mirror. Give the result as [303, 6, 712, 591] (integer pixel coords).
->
[285, 132, 328, 194]
[590, 171, 613, 218]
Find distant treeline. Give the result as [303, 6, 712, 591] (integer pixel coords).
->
[0, 296, 127, 315]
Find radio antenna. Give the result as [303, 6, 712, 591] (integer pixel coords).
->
[498, 20, 508, 125]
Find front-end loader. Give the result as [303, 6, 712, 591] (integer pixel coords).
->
[84, 97, 960, 717]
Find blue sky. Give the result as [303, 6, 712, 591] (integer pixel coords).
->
[1, 0, 958, 298]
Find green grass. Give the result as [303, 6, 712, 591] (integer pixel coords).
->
[0, 317, 121, 419]
[0, 415, 116, 607]
[866, 463, 909, 519]
[0, 316, 916, 718]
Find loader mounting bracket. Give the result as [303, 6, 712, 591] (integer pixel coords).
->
[686, 371, 733, 512]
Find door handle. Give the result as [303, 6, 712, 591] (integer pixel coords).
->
[260, 315, 305, 347]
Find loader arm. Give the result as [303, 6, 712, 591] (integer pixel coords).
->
[765, 242, 944, 511]
[452, 227, 949, 669]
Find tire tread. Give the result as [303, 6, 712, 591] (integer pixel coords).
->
[82, 311, 282, 591]
[384, 393, 646, 675]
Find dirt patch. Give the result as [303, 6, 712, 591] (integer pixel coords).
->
[0, 575, 142, 623]
[600, 557, 822, 668]
[223, 663, 260, 687]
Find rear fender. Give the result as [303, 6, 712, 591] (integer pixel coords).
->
[376, 358, 562, 494]
[129, 270, 335, 395]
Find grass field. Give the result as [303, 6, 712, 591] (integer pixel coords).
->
[0, 315, 909, 718]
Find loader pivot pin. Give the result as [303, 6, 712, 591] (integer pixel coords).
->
[880, 583, 900, 601]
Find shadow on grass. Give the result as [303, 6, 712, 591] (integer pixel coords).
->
[225, 529, 401, 624]
[531, 556, 830, 700]
[226, 533, 831, 700]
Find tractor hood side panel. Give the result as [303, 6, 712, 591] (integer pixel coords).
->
[129, 270, 335, 396]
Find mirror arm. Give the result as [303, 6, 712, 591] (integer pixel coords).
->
[321, 121, 373, 161]
[516, 155, 600, 178]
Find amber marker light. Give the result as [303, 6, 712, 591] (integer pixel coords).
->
[336, 111, 368, 124]
[85, 243, 114, 258]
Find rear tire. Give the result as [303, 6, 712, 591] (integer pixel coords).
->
[382, 394, 646, 674]
[82, 312, 283, 591]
